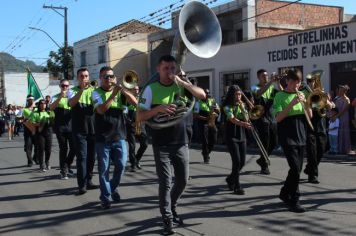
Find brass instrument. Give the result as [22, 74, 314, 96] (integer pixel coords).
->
[296, 89, 314, 131]
[90, 80, 98, 87]
[122, 70, 139, 90]
[237, 101, 270, 165]
[144, 0, 222, 129]
[304, 70, 328, 117]
[235, 85, 270, 165]
[207, 100, 219, 128]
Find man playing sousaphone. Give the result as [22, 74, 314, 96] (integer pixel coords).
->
[301, 72, 334, 184]
[137, 55, 205, 235]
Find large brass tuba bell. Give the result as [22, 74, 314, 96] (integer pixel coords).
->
[122, 70, 139, 89]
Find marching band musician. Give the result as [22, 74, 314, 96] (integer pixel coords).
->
[251, 69, 282, 175]
[302, 74, 334, 184]
[125, 85, 148, 172]
[21, 94, 36, 167]
[273, 69, 312, 213]
[68, 68, 98, 195]
[222, 85, 252, 195]
[50, 79, 76, 180]
[92, 66, 137, 209]
[193, 88, 220, 164]
[29, 99, 55, 172]
[137, 55, 205, 235]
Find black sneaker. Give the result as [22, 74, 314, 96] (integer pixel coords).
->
[233, 187, 245, 195]
[136, 162, 142, 170]
[78, 187, 87, 195]
[260, 167, 270, 175]
[27, 162, 33, 167]
[172, 209, 184, 226]
[289, 203, 306, 213]
[101, 201, 111, 210]
[130, 165, 136, 172]
[162, 218, 175, 235]
[87, 181, 99, 190]
[111, 190, 121, 203]
[308, 177, 320, 184]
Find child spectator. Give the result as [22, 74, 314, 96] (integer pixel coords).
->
[328, 108, 339, 155]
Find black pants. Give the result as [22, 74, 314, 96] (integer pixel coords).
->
[255, 121, 277, 167]
[73, 133, 96, 189]
[201, 123, 217, 161]
[226, 140, 246, 189]
[126, 123, 137, 167]
[36, 130, 53, 168]
[305, 133, 327, 178]
[280, 145, 305, 204]
[135, 129, 148, 163]
[24, 128, 35, 164]
[56, 131, 76, 174]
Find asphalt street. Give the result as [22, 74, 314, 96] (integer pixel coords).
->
[1, 135, 356, 236]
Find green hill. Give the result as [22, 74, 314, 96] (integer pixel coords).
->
[0, 52, 44, 72]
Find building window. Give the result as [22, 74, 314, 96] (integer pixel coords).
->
[80, 51, 87, 67]
[98, 45, 106, 64]
[220, 71, 250, 99]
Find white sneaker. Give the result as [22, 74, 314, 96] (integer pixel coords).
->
[60, 174, 69, 180]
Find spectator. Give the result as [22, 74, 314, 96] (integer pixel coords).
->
[334, 85, 353, 155]
[328, 108, 340, 155]
[5, 104, 16, 140]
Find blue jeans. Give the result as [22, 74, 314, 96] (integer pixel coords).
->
[96, 140, 127, 204]
[328, 134, 338, 153]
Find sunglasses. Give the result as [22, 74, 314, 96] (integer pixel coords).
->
[103, 74, 115, 79]
[61, 84, 69, 88]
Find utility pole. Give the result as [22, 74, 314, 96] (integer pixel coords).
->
[43, 5, 69, 79]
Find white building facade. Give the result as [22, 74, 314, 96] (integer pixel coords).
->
[182, 21, 356, 102]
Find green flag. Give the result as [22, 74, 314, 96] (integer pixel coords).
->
[27, 70, 43, 101]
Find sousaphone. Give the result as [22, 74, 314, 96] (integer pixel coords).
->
[146, 0, 222, 129]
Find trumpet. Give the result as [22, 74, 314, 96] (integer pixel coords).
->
[295, 88, 314, 131]
[90, 80, 98, 87]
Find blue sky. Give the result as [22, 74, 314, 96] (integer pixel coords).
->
[0, 0, 355, 66]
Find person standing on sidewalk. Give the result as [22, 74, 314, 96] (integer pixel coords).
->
[92, 66, 137, 209]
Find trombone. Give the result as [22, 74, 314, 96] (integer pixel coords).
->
[235, 85, 270, 165]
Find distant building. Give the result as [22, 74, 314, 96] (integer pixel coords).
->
[3, 72, 62, 106]
[73, 20, 162, 85]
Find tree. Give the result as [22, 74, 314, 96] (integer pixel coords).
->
[45, 46, 73, 79]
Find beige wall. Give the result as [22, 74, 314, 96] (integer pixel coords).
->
[108, 34, 149, 86]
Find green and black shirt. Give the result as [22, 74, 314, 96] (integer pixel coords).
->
[223, 104, 246, 142]
[273, 91, 307, 146]
[139, 80, 187, 146]
[29, 110, 55, 134]
[67, 86, 95, 134]
[251, 84, 278, 123]
[52, 94, 72, 133]
[92, 87, 127, 142]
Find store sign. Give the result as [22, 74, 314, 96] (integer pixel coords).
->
[268, 25, 356, 62]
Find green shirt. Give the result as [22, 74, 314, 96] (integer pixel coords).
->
[273, 91, 304, 117]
